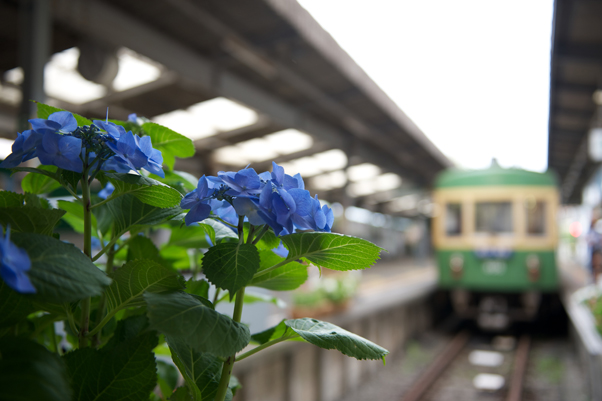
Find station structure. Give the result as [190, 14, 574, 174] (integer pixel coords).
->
[0, 0, 451, 221]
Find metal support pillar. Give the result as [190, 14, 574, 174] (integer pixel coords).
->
[17, 0, 51, 133]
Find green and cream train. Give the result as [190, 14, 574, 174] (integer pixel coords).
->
[432, 163, 560, 329]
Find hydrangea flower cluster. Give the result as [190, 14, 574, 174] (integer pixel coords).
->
[0, 226, 35, 294]
[181, 162, 334, 236]
[0, 111, 164, 178]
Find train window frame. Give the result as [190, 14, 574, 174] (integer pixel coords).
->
[525, 198, 546, 236]
[445, 202, 463, 236]
[474, 201, 514, 235]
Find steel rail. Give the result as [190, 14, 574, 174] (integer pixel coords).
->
[506, 335, 531, 401]
[401, 330, 471, 401]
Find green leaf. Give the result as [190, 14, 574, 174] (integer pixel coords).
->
[63, 332, 158, 401]
[0, 336, 72, 401]
[59, 170, 81, 191]
[0, 191, 65, 235]
[142, 122, 195, 170]
[219, 290, 286, 308]
[106, 173, 183, 208]
[11, 232, 111, 303]
[127, 235, 160, 261]
[21, 165, 61, 194]
[281, 232, 384, 271]
[160, 245, 193, 270]
[105, 259, 183, 313]
[202, 219, 237, 244]
[250, 320, 288, 345]
[0, 280, 36, 328]
[105, 194, 183, 236]
[250, 250, 308, 291]
[255, 229, 280, 250]
[58, 200, 98, 236]
[157, 360, 180, 400]
[158, 170, 198, 192]
[36, 101, 92, 126]
[168, 224, 213, 249]
[170, 387, 194, 401]
[168, 337, 232, 401]
[185, 278, 210, 299]
[203, 242, 260, 295]
[285, 318, 389, 361]
[145, 291, 250, 358]
[103, 315, 150, 350]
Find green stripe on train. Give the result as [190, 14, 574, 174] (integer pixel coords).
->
[436, 250, 559, 291]
[435, 163, 557, 188]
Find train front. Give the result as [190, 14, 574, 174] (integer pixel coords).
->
[432, 164, 560, 330]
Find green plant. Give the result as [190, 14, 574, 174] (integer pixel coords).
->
[0, 103, 388, 401]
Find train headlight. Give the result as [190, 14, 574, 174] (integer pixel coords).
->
[450, 254, 464, 279]
[526, 254, 540, 282]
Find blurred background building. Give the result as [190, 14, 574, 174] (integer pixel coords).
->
[0, 0, 454, 262]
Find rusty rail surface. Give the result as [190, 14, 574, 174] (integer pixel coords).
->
[505, 335, 531, 401]
[401, 330, 471, 401]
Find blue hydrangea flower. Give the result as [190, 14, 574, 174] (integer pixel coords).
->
[104, 131, 149, 173]
[0, 130, 43, 168]
[181, 163, 333, 236]
[98, 182, 115, 199]
[135, 135, 165, 178]
[180, 175, 218, 226]
[36, 132, 83, 173]
[93, 120, 125, 140]
[29, 111, 78, 135]
[0, 227, 35, 294]
[218, 168, 263, 197]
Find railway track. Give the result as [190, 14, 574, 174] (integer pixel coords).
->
[401, 331, 532, 401]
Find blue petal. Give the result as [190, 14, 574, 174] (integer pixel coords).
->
[185, 202, 212, 226]
[49, 111, 77, 133]
[271, 162, 284, 185]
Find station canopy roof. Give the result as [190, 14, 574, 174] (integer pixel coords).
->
[0, 0, 452, 215]
[548, 0, 602, 204]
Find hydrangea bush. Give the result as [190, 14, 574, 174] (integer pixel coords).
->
[0, 103, 387, 401]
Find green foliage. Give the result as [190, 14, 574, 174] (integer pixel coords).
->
[105, 259, 183, 313]
[0, 104, 388, 401]
[168, 337, 233, 401]
[36, 101, 92, 126]
[106, 172, 183, 208]
[63, 331, 158, 400]
[285, 318, 389, 362]
[0, 190, 65, 235]
[104, 194, 182, 236]
[250, 250, 307, 291]
[145, 291, 250, 358]
[142, 122, 195, 170]
[203, 242, 260, 295]
[0, 280, 35, 328]
[281, 232, 384, 271]
[12, 232, 111, 303]
[21, 165, 61, 194]
[0, 337, 72, 401]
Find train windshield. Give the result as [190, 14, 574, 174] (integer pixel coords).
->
[445, 203, 462, 236]
[475, 201, 513, 234]
[526, 200, 545, 235]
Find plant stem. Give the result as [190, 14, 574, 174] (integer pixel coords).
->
[214, 287, 246, 401]
[252, 259, 291, 279]
[235, 334, 298, 362]
[91, 226, 116, 347]
[251, 225, 269, 245]
[78, 168, 93, 348]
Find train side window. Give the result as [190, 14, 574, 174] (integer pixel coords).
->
[475, 202, 513, 234]
[445, 203, 462, 236]
[526, 200, 545, 235]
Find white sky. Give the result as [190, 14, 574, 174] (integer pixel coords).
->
[298, 0, 554, 172]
